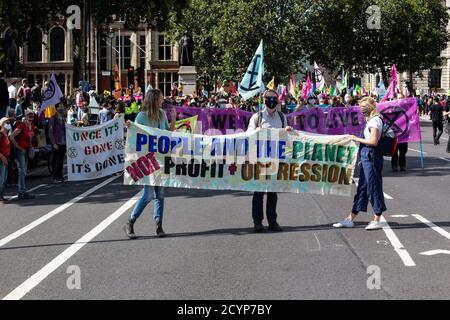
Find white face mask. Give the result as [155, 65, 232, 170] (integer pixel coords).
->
[308, 99, 315, 105]
[4, 124, 11, 131]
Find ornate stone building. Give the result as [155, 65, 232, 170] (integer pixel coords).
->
[2, 18, 179, 96]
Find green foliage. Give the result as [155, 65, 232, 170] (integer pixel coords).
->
[167, 0, 308, 84]
[302, 0, 450, 83]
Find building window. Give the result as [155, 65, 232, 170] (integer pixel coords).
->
[158, 34, 172, 61]
[139, 35, 146, 69]
[100, 34, 108, 71]
[158, 72, 178, 96]
[27, 27, 42, 62]
[50, 27, 65, 61]
[115, 35, 131, 69]
[429, 69, 442, 88]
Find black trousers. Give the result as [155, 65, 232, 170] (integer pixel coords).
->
[52, 144, 66, 179]
[433, 121, 443, 144]
[252, 192, 278, 225]
[391, 143, 408, 168]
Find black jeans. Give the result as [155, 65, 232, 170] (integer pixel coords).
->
[252, 192, 278, 225]
[447, 123, 450, 153]
[433, 121, 443, 144]
[52, 144, 66, 180]
[391, 143, 408, 168]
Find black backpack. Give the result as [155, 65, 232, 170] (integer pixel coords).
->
[374, 115, 398, 156]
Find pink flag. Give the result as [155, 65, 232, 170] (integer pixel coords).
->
[279, 86, 287, 101]
[302, 74, 312, 100]
[382, 64, 398, 101]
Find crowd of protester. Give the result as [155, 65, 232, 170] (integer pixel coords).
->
[1, 74, 450, 202]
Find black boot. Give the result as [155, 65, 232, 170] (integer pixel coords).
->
[124, 218, 137, 239]
[156, 219, 166, 238]
[0, 192, 5, 202]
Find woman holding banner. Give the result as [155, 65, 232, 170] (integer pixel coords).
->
[124, 89, 176, 239]
[333, 97, 387, 230]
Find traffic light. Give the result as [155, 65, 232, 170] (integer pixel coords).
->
[128, 66, 135, 90]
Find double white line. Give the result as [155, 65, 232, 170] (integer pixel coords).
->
[0, 175, 119, 248]
[3, 191, 141, 300]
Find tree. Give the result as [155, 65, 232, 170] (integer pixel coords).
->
[167, 0, 309, 87]
[0, 0, 188, 86]
[302, 0, 450, 87]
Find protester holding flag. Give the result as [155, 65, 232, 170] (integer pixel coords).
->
[391, 94, 408, 172]
[247, 89, 293, 232]
[48, 104, 66, 183]
[333, 97, 386, 230]
[124, 89, 177, 239]
[9, 110, 36, 200]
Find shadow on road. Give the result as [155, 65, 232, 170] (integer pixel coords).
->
[2, 221, 449, 252]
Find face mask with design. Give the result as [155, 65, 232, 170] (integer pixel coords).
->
[361, 106, 372, 117]
[308, 99, 316, 105]
[265, 96, 278, 109]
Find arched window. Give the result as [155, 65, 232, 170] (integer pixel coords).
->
[27, 27, 42, 62]
[50, 27, 65, 61]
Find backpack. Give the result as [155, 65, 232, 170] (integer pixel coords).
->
[375, 115, 398, 157]
[256, 111, 285, 129]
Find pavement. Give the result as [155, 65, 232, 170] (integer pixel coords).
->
[0, 120, 449, 300]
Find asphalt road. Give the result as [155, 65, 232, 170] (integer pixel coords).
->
[0, 119, 449, 300]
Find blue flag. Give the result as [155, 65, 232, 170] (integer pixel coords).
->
[238, 40, 265, 101]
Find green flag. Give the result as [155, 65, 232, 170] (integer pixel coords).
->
[340, 71, 347, 91]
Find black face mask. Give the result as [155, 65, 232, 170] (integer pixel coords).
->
[265, 97, 278, 109]
[361, 106, 372, 117]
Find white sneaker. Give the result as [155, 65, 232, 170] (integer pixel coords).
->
[365, 221, 384, 230]
[333, 219, 354, 228]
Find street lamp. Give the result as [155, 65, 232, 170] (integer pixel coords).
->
[408, 24, 413, 97]
[109, 27, 114, 91]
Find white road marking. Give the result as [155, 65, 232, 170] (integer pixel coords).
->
[2, 191, 141, 300]
[352, 179, 413, 266]
[379, 216, 416, 267]
[390, 215, 409, 218]
[0, 175, 120, 248]
[352, 178, 394, 200]
[408, 148, 427, 154]
[6, 184, 48, 201]
[439, 157, 450, 163]
[420, 249, 450, 256]
[411, 214, 450, 241]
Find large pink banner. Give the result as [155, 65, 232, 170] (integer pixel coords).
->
[163, 97, 420, 143]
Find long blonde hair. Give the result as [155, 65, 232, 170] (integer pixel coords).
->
[142, 89, 162, 123]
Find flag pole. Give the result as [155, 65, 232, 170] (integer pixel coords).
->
[418, 109, 425, 170]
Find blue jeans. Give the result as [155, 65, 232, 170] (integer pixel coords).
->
[352, 147, 387, 216]
[130, 185, 165, 222]
[15, 150, 28, 194]
[0, 162, 7, 194]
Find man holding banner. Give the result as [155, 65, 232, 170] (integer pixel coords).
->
[247, 89, 293, 232]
